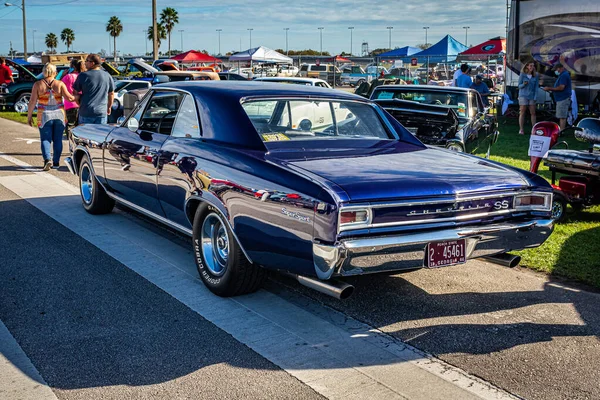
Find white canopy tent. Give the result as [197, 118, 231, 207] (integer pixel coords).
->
[229, 46, 292, 64]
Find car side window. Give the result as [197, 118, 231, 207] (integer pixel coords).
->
[171, 95, 201, 139]
[139, 91, 185, 135]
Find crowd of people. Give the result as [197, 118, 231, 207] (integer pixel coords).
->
[25, 54, 114, 171]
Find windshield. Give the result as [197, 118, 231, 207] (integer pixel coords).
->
[373, 89, 469, 119]
[242, 99, 392, 142]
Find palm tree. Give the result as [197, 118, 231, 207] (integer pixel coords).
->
[45, 33, 58, 54]
[159, 7, 179, 57]
[106, 16, 123, 62]
[60, 28, 75, 52]
[147, 24, 166, 51]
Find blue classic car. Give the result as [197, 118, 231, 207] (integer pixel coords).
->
[66, 82, 553, 299]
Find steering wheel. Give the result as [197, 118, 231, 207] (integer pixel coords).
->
[432, 100, 443, 105]
[157, 110, 178, 134]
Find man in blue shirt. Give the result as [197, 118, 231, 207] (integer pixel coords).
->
[543, 63, 572, 130]
[455, 64, 472, 88]
[470, 75, 490, 105]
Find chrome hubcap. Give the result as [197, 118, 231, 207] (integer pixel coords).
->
[551, 200, 563, 220]
[201, 213, 229, 276]
[80, 164, 93, 204]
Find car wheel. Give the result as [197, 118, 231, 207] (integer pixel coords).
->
[299, 119, 312, 131]
[193, 204, 266, 297]
[79, 155, 115, 215]
[551, 192, 567, 222]
[446, 143, 464, 152]
[14, 92, 31, 113]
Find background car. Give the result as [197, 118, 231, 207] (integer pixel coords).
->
[371, 85, 499, 155]
[0, 59, 37, 111]
[109, 80, 152, 123]
[253, 77, 331, 88]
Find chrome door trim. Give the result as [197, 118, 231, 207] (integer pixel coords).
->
[106, 191, 193, 236]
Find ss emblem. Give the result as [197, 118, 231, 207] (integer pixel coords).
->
[494, 200, 510, 210]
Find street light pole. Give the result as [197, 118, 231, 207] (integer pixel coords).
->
[152, 0, 158, 60]
[462, 26, 470, 46]
[422, 26, 429, 47]
[317, 27, 324, 56]
[32, 29, 36, 54]
[4, 1, 27, 58]
[284, 28, 289, 55]
[386, 26, 393, 50]
[348, 27, 354, 56]
[216, 29, 222, 56]
[178, 29, 184, 51]
[247, 28, 253, 49]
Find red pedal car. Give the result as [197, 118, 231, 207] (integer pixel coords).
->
[529, 119, 600, 221]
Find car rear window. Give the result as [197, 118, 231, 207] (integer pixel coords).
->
[241, 99, 392, 142]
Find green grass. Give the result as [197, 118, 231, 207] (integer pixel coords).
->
[483, 119, 600, 288]
[1, 111, 599, 288]
[0, 111, 35, 125]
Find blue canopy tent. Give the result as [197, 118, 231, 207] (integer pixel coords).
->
[377, 46, 421, 59]
[410, 35, 468, 63]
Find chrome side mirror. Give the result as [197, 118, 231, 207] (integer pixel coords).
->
[127, 117, 139, 132]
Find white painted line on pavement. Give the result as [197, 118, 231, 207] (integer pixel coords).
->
[0, 320, 59, 400]
[0, 153, 519, 400]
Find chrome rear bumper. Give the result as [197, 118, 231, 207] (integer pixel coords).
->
[313, 219, 553, 279]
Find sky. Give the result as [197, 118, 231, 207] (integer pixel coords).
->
[0, 0, 508, 56]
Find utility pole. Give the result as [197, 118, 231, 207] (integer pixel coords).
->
[247, 28, 253, 49]
[284, 28, 289, 55]
[216, 29, 222, 56]
[178, 29, 184, 51]
[386, 26, 393, 50]
[423, 26, 429, 47]
[143, 29, 147, 55]
[4, 1, 27, 58]
[348, 27, 354, 56]
[463, 26, 470, 46]
[152, 0, 158, 60]
[318, 27, 324, 56]
[32, 29, 36, 54]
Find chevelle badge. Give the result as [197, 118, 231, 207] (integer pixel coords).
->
[282, 208, 310, 223]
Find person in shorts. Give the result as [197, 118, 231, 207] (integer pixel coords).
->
[517, 61, 539, 135]
[543, 63, 572, 131]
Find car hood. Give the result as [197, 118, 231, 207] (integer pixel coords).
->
[268, 142, 530, 202]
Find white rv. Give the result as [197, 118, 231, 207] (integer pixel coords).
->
[507, 0, 600, 108]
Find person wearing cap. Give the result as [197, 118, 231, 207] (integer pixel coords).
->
[470, 75, 490, 105]
[456, 64, 473, 88]
[543, 63, 572, 131]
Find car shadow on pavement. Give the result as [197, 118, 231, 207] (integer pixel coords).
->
[273, 264, 600, 356]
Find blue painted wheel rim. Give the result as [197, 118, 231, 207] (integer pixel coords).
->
[80, 164, 93, 205]
[201, 213, 229, 276]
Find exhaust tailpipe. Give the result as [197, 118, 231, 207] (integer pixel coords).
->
[285, 273, 354, 300]
[483, 253, 521, 268]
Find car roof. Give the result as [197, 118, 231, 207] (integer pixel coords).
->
[161, 81, 362, 100]
[254, 77, 327, 84]
[375, 84, 473, 93]
[153, 81, 369, 150]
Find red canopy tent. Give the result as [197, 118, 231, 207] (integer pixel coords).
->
[171, 50, 221, 63]
[324, 55, 351, 63]
[458, 37, 506, 61]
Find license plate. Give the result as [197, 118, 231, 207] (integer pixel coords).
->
[426, 239, 467, 268]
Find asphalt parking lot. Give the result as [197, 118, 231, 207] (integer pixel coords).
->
[1, 117, 599, 400]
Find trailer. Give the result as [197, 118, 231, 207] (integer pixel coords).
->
[506, 0, 600, 109]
